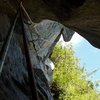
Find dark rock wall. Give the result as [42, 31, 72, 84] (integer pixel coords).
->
[0, 12, 74, 99]
[0, 38, 30, 100]
[0, 14, 53, 100]
[41, 0, 100, 48]
[0, 0, 100, 99]
[3, 0, 96, 51]
[0, 0, 100, 48]
[25, 0, 100, 48]
[0, 14, 30, 100]
[0, 14, 10, 41]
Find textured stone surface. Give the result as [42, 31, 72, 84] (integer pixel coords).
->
[28, 20, 74, 60]
[0, 0, 100, 99]
[0, 14, 30, 100]
[25, 19, 74, 85]
[25, 0, 100, 48]
[0, 38, 30, 100]
[1, 0, 99, 48]
[0, 0, 100, 48]
[0, 14, 74, 99]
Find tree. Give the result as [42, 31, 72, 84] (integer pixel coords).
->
[50, 44, 100, 100]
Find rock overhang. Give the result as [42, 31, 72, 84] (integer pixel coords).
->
[0, 0, 100, 48]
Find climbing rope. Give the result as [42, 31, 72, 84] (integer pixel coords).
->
[19, 2, 39, 100]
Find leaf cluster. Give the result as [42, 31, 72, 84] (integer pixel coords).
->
[50, 44, 100, 100]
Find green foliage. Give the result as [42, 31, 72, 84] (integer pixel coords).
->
[50, 44, 100, 100]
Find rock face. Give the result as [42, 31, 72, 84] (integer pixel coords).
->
[0, 0, 100, 47]
[0, 14, 30, 100]
[29, 0, 100, 48]
[0, 0, 100, 99]
[0, 13, 74, 99]
[26, 0, 100, 48]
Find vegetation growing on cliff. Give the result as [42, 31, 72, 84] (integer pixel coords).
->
[51, 44, 100, 100]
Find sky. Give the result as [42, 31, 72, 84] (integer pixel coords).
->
[59, 32, 100, 91]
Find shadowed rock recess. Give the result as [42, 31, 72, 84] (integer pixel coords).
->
[0, 14, 74, 99]
[0, 0, 100, 100]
